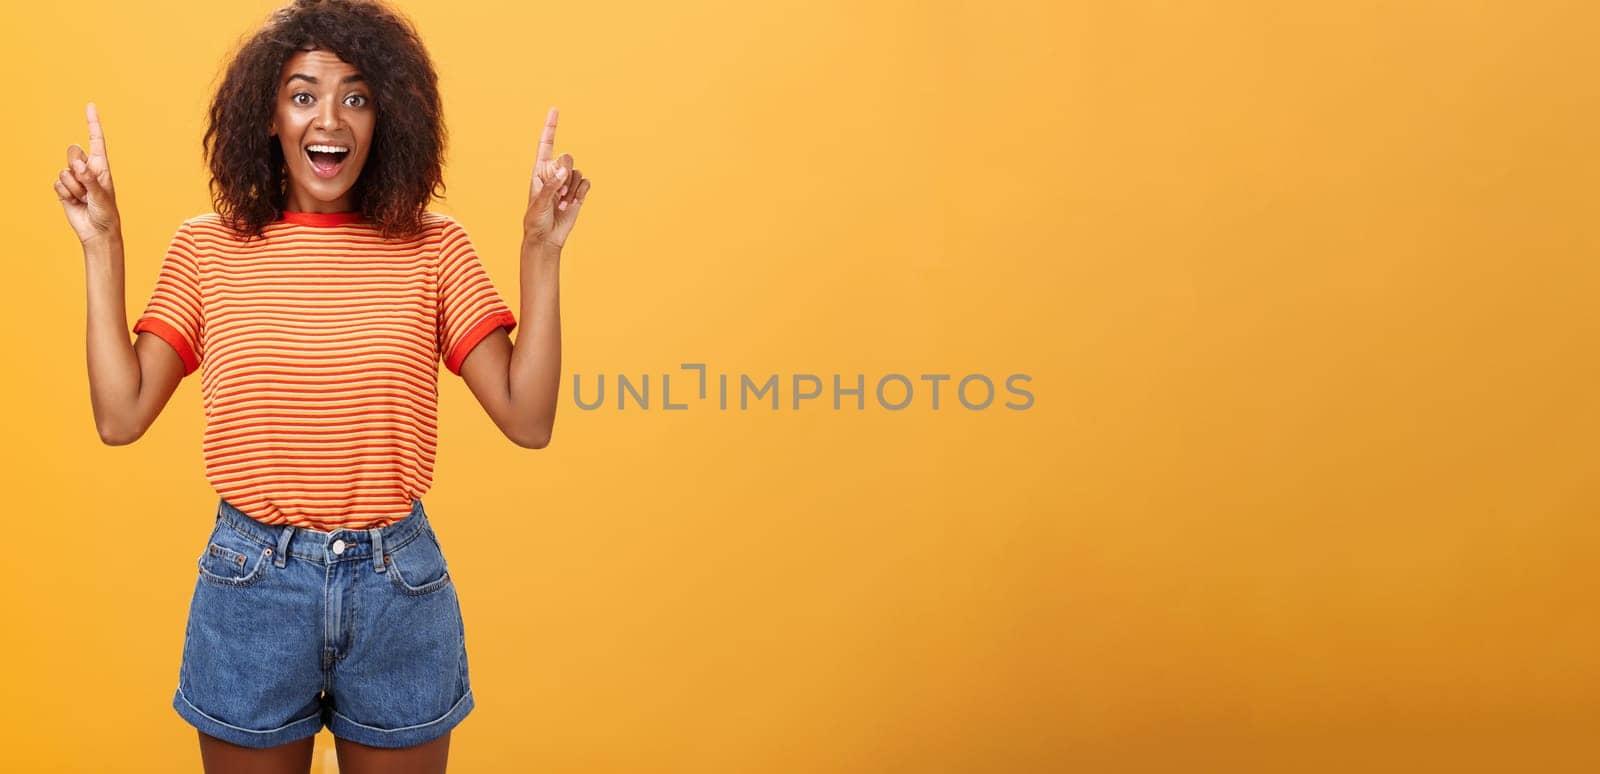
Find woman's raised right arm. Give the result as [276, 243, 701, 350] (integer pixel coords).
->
[81, 236, 186, 445]
[59, 103, 186, 445]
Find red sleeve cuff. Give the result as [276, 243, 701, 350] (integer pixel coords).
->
[444, 310, 517, 376]
[132, 318, 200, 375]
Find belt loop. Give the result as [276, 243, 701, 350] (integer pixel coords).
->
[370, 524, 386, 573]
[275, 524, 295, 568]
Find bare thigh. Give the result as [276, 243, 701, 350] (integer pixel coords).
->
[198, 730, 314, 774]
[335, 730, 451, 774]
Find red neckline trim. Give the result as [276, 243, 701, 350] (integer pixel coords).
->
[279, 210, 366, 226]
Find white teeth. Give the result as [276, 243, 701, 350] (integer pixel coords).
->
[306, 144, 350, 153]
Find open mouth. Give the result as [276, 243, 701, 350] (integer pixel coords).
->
[305, 144, 352, 178]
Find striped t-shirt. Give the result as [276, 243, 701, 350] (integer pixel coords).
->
[132, 210, 517, 531]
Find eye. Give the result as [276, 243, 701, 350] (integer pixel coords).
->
[346, 94, 368, 108]
[291, 92, 313, 107]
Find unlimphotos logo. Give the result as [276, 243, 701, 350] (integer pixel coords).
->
[573, 364, 1034, 411]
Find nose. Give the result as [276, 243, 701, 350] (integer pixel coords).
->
[316, 100, 341, 132]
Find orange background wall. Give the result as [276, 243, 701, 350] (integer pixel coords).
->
[2, 0, 1596, 771]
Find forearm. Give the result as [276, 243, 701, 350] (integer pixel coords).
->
[83, 233, 140, 443]
[507, 237, 562, 446]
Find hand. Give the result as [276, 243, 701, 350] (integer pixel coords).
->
[523, 107, 592, 250]
[53, 102, 122, 246]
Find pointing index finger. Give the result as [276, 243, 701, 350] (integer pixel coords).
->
[537, 107, 558, 163]
[87, 102, 109, 164]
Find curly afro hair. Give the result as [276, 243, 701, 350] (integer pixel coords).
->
[203, 0, 447, 241]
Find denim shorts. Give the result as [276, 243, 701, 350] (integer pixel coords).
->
[172, 497, 474, 749]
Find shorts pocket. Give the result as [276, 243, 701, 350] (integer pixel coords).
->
[196, 519, 273, 588]
[386, 527, 452, 596]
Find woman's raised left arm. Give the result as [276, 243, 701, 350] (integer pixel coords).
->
[459, 107, 590, 448]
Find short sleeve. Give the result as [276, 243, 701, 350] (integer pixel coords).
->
[132, 220, 204, 376]
[437, 217, 517, 376]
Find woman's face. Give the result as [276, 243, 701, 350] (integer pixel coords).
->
[269, 48, 376, 214]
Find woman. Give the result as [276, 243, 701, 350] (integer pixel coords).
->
[52, 0, 590, 770]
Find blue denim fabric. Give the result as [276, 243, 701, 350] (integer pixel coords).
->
[172, 497, 473, 749]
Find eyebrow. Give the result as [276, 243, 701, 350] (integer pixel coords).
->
[285, 73, 367, 86]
